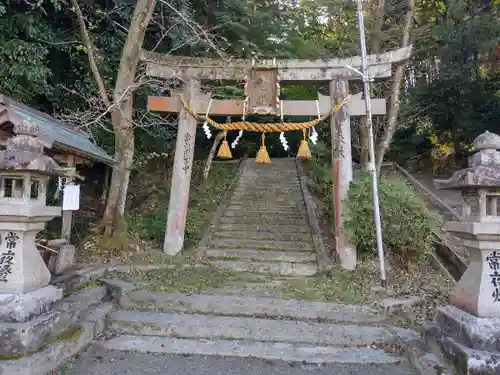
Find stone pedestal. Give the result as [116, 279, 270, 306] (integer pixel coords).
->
[0, 207, 60, 293]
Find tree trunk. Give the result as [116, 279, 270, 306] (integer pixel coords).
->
[102, 0, 156, 235]
[375, 0, 414, 172]
[204, 131, 225, 181]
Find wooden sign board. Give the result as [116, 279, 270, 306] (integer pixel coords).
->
[247, 68, 280, 115]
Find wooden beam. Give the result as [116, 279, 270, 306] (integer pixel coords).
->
[147, 92, 386, 117]
[142, 46, 412, 81]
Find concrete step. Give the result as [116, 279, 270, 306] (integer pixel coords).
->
[98, 336, 401, 365]
[108, 310, 398, 347]
[217, 223, 310, 233]
[213, 230, 312, 242]
[208, 238, 313, 251]
[213, 260, 317, 276]
[117, 291, 387, 324]
[201, 248, 317, 263]
[219, 216, 308, 226]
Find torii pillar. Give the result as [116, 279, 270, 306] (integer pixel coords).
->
[163, 79, 200, 255]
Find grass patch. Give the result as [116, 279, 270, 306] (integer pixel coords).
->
[107, 264, 243, 294]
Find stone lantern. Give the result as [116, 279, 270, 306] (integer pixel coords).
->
[434, 131, 500, 317]
[0, 120, 66, 293]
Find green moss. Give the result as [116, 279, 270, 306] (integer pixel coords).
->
[0, 353, 25, 361]
[63, 281, 95, 297]
[49, 326, 84, 344]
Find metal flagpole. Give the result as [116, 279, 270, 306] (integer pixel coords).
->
[345, 0, 387, 289]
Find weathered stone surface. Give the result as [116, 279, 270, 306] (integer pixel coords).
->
[378, 296, 424, 315]
[436, 305, 500, 352]
[99, 279, 138, 301]
[0, 286, 105, 356]
[395, 330, 451, 375]
[0, 285, 63, 323]
[217, 223, 309, 233]
[423, 322, 500, 375]
[118, 292, 386, 324]
[80, 302, 115, 336]
[202, 248, 317, 263]
[0, 321, 95, 375]
[208, 238, 312, 251]
[213, 230, 311, 242]
[109, 310, 397, 346]
[98, 335, 401, 365]
[213, 260, 317, 276]
[50, 244, 76, 275]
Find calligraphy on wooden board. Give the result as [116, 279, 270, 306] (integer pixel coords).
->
[246, 67, 280, 116]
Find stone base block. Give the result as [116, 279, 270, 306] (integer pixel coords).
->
[0, 286, 106, 357]
[0, 286, 63, 323]
[0, 321, 95, 375]
[423, 322, 500, 375]
[48, 244, 76, 275]
[436, 305, 500, 352]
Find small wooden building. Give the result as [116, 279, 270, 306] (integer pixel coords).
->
[0, 95, 115, 270]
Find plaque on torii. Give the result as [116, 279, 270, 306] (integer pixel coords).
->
[245, 66, 280, 116]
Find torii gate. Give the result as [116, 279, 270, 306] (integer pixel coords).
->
[141, 46, 412, 264]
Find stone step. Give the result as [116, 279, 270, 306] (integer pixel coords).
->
[227, 202, 305, 211]
[223, 209, 307, 219]
[208, 238, 313, 251]
[237, 182, 301, 188]
[213, 230, 312, 242]
[201, 248, 317, 263]
[108, 310, 397, 347]
[117, 291, 387, 324]
[219, 216, 308, 226]
[98, 336, 401, 364]
[217, 223, 310, 233]
[213, 260, 317, 276]
[231, 192, 302, 200]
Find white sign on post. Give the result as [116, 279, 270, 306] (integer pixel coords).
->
[62, 183, 80, 211]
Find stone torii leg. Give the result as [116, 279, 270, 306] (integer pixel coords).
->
[330, 78, 356, 270]
[163, 79, 200, 255]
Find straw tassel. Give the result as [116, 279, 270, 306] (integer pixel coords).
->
[217, 132, 233, 159]
[255, 133, 271, 164]
[296, 129, 311, 160]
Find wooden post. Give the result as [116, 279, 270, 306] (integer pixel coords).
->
[163, 79, 200, 255]
[61, 154, 75, 244]
[330, 78, 356, 270]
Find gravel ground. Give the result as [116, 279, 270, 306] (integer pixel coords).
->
[52, 346, 417, 375]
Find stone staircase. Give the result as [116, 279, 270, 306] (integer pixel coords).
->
[47, 158, 453, 375]
[199, 158, 318, 276]
[99, 287, 416, 369]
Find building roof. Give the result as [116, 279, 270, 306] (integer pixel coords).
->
[0, 95, 115, 165]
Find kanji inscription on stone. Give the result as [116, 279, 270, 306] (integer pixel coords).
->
[5, 231, 19, 250]
[487, 250, 500, 302]
[0, 249, 15, 283]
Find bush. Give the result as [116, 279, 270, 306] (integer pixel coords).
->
[343, 172, 438, 262]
